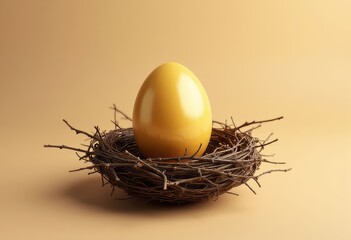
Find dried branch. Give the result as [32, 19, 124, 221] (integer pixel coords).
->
[254, 168, 292, 178]
[43, 144, 88, 153]
[110, 104, 132, 121]
[236, 116, 283, 130]
[62, 119, 96, 139]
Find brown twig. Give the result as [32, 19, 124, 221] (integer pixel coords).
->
[43, 144, 88, 153]
[62, 119, 97, 139]
[254, 168, 292, 178]
[236, 116, 283, 130]
[110, 104, 132, 121]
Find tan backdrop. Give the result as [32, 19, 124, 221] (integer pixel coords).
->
[1, 1, 350, 239]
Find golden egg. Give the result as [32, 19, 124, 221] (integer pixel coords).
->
[133, 62, 212, 158]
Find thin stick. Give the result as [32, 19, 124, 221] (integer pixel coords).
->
[254, 138, 279, 149]
[236, 116, 283, 130]
[44, 144, 88, 153]
[62, 119, 96, 139]
[111, 104, 132, 121]
[244, 182, 257, 194]
[255, 168, 292, 178]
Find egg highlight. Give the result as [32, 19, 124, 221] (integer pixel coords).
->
[133, 62, 212, 158]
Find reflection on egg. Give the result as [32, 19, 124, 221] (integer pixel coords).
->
[133, 62, 212, 158]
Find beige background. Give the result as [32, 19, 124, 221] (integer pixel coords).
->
[1, 0, 350, 239]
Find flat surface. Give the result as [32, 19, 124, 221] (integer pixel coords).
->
[0, 1, 350, 239]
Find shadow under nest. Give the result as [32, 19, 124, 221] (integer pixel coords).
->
[45, 106, 290, 204]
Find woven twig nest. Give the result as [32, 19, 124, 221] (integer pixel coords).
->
[45, 106, 290, 204]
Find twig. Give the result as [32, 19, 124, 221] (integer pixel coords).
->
[62, 119, 96, 139]
[244, 182, 257, 195]
[255, 168, 292, 178]
[236, 116, 283, 130]
[254, 138, 279, 149]
[110, 104, 132, 121]
[44, 144, 88, 153]
[261, 159, 286, 164]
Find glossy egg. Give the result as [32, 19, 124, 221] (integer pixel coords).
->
[133, 62, 212, 158]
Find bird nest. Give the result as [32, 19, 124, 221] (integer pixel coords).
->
[45, 106, 290, 204]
